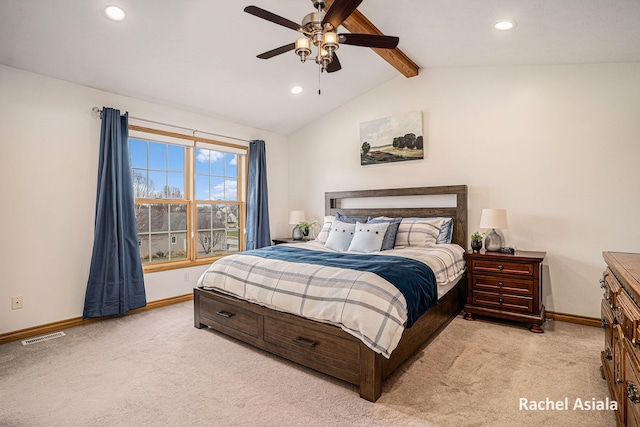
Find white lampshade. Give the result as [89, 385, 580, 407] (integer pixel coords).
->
[289, 210, 306, 225]
[479, 209, 508, 230]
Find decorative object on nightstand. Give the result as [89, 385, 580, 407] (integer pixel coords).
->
[297, 220, 318, 240]
[463, 249, 546, 333]
[479, 208, 508, 251]
[289, 210, 306, 240]
[470, 231, 484, 253]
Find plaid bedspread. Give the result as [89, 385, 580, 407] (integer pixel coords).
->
[197, 241, 465, 358]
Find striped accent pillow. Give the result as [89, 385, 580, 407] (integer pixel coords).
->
[315, 215, 335, 243]
[395, 218, 446, 247]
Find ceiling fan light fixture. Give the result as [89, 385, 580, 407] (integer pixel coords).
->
[295, 37, 311, 63]
[103, 5, 126, 21]
[494, 20, 516, 31]
[322, 31, 339, 57]
[316, 48, 331, 71]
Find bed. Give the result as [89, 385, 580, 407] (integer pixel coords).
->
[193, 185, 468, 401]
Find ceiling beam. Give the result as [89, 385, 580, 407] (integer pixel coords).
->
[326, 0, 419, 77]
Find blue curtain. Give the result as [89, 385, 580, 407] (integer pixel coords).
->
[246, 140, 271, 250]
[83, 107, 146, 318]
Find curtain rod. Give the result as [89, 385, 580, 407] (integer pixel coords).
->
[92, 107, 252, 143]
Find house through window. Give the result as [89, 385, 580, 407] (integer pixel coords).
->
[128, 126, 247, 272]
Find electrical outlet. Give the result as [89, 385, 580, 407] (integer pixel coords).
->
[12, 296, 23, 310]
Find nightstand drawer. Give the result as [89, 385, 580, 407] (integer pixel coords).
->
[470, 259, 534, 276]
[472, 275, 533, 296]
[472, 290, 533, 314]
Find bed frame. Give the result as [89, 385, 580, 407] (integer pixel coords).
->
[194, 185, 467, 401]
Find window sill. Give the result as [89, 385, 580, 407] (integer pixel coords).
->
[142, 255, 229, 274]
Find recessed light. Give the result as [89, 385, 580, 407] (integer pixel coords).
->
[494, 20, 516, 31]
[104, 5, 126, 21]
[291, 86, 303, 94]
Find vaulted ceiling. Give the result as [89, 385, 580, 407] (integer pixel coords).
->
[1, 0, 639, 135]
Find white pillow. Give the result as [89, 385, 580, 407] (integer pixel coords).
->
[395, 218, 446, 247]
[348, 221, 389, 253]
[324, 219, 356, 252]
[315, 215, 335, 243]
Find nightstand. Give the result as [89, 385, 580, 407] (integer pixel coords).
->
[463, 250, 546, 333]
[272, 237, 305, 245]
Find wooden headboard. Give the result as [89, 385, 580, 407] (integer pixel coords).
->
[325, 185, 468, 248]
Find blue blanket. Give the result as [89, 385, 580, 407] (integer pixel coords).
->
[244, 246, 437, 327]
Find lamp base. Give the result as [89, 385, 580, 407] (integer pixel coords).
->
[292, 225, 304, 240]
[484, 229, 502, 251]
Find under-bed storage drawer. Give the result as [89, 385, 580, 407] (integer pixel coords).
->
[263, 316, 361, 384]
[198, 294, 260, 338]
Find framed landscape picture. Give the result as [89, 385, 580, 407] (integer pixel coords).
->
[359, 111, 424, 165]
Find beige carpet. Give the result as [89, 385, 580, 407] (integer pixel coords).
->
[0, 301, 615, 427]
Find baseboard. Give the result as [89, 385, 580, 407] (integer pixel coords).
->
[0, 294, 193, 345]
[545, 310, 601, 328]
[0, 298, 600, 346]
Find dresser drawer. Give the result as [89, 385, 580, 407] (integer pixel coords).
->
[625, 341, 640, 426]
[604, 268, 622, 308]
[472, 290, 533, 314]
[263, 316, 360, 384]
[617, 290, 640, 344]
[199, 294, 260, 338]
[602, 299, 615, 365]
[470, 259, 534, 277]
[472, 275, 533, 296]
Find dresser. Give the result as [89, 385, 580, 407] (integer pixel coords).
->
[601, 252, 640, 427]
[463, 250, 546, 333]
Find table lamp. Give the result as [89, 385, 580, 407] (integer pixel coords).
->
[479, 209, 508, 251]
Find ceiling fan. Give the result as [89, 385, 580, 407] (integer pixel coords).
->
[244, 0, 400, 74]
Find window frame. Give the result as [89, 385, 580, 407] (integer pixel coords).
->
[129, 124, 248, 273]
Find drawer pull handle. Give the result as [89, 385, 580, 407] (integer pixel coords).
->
[498, 265, 504, 270]
[602, 318, 609, 329]
[216, 311, 234, 318]
[628, 382, 640, 404]
[498, 282, 504, 288]
[498, 298, 504, 304]
[293, 337, 317, 348]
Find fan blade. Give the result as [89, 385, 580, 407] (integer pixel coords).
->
[244, 6, 301, 31]
[256, 43, 296, 59]
[322, 0, 363, 29]
[339, 33, 399, 49]
[326, 54, 342, 73]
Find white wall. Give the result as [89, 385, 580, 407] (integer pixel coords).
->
[288, 63, 640, 318]
[0, 65, 290, 334]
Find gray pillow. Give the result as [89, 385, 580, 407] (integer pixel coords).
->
[324, 219, 356, 252]
[367, 218, 401, 250]
[348, 221, 389, 253]
[335, 212, 369, 224]
[437, 218, 454, 244]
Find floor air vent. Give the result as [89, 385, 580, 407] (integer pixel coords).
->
[22, 331, 66, 345]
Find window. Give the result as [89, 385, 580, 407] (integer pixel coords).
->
[128, 126, 247, 272]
